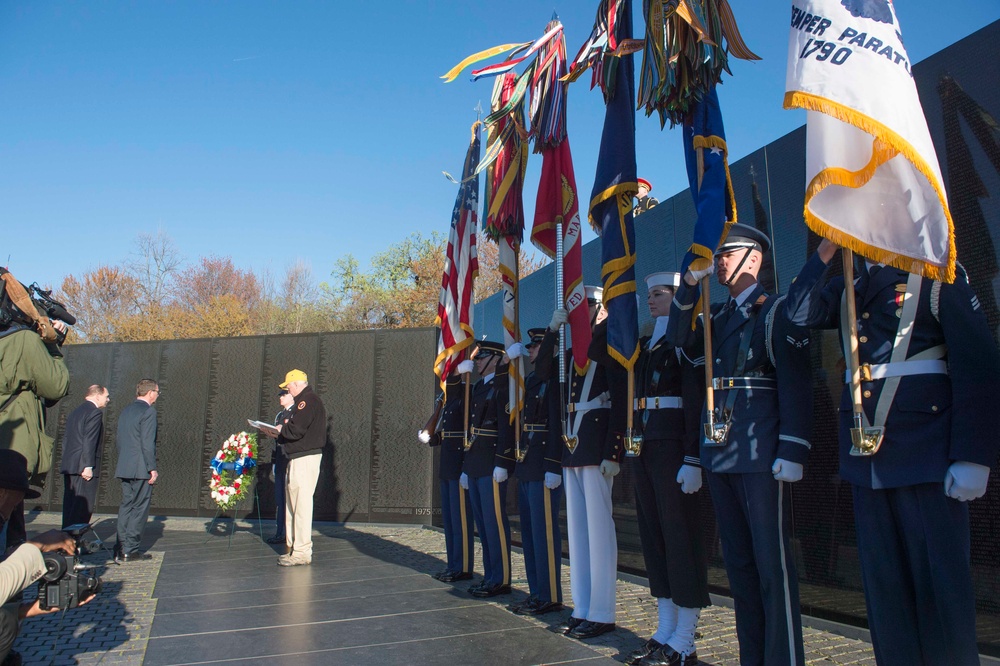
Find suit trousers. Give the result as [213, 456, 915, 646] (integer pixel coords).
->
[853, 483, 979, 666]
[272, 457, 288, 538]
[62, 474, 99, 529]
[707, 470, 803, 666]
[440, 478, 474, 574]
[116, 478, 152, 554]
[285, 452, 322, 559]
[564, 465, 617, 624]
[518, 479, 563, 604]
[467, 474, 511, 587]
[0, 604, 17, 662]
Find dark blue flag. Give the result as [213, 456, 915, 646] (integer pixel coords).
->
[588, 0, 638, 370]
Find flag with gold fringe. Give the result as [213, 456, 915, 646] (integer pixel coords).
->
[433, 123, 481, 388]
[586, 0, 639, 370]
[785, 0, 955, 282]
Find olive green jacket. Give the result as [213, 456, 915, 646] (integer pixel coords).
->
[0, 329, 70, 485]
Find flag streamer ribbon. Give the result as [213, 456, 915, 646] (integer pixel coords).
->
[441, 42, 530, 83]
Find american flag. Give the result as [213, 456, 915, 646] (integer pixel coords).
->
[434, 124, 481, 387]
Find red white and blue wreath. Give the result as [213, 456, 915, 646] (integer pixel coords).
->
[209, 431, 258, 509]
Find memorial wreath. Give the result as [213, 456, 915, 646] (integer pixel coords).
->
[209, 431, 258, 510]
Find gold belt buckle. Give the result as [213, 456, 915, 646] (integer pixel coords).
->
[637, 397, 646, 410]
[859, 364, 872, 382]
[624, 429, 644, 457]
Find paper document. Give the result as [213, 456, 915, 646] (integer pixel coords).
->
[247, 419, 280, 437]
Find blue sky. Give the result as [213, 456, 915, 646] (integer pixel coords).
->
[2, 1, 998, 292]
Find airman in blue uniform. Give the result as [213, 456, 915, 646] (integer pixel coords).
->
[670, 224, 813, 666]
[785, 240, 1000, 666]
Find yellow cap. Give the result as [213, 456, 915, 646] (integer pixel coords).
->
[279, 369, 308, 389]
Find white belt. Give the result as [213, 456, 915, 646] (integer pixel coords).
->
[844, 359, 948, 383]
[634, 396, 683, 410]
[568, 392, 610, 413]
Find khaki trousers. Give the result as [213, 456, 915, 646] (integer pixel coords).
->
[284, 452, 322, 559]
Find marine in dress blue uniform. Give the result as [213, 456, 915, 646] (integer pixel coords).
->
[462, 341, 516, 598]
[424, 370, 474, 583]
[785, 240, 1000, 666]
[627, 272, 709, 666]
[670, 224, 813, 666]
[507, 327, 565, 616]
[548, 287, 628, 641]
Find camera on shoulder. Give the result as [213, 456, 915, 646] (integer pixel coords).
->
[38, 523, 103, 611]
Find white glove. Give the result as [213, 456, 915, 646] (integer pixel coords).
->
[771, 458, 804, 483]
[493, 466, 509, 484]
[459, 473, 469, 490]
[687, 264, 715, 283]
[457, 360, 475, 374]
[945, 461, 990, 501]
[549, 308, 568, 331]
[544, 472, 562, 489]
[506, 342, 525, 359]
[418, 430, 431, 444]
[599, 459, 620, 479]
[676, 464, 702, 494]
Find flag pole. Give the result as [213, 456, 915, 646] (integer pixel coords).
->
[556, 220, 567, 434]
[464, 368, 471, 451]
[842, 249, 882, 455]
[513, 243, 524, 462]
[701, 275, 721, 442]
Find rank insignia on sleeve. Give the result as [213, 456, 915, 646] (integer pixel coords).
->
[298, 401, 306, 410]
[895, 284, 908, 293]
[972, 295, 981, 310]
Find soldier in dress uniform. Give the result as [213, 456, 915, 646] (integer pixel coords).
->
[549, 286, 628, 640]
[421, 365, 474, 583]
[785, 239, 1000, 666]
[633, 178, 659, 217]
[626, 272, 710, 666]
[505, 327, 565, 616]
[670, 223, 813, 666]
[461, 340, 516, 598]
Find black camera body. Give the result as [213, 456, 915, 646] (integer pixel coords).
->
[37, 524, 103, 611]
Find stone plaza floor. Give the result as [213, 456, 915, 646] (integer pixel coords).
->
[9, 511, 980, 665]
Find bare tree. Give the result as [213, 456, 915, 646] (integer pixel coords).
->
[126, 231, 183, 310]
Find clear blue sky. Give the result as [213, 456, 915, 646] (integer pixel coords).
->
[2, 1, 998, 292]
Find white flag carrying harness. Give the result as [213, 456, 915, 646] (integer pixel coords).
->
[784, 0, 956, 283]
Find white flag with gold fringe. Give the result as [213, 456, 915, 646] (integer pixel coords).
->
[784, 0, 955, 282]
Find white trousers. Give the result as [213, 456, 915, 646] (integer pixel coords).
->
[285, 452, 322, 559]
[564, 465, 618, 623]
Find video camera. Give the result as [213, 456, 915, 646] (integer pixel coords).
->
[37, 524, 103, 611]
[0, 267, 76, 343]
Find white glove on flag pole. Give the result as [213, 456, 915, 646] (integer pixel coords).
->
[784, 0, 955, 282]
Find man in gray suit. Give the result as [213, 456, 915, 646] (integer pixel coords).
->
[113, 379, 159, 563]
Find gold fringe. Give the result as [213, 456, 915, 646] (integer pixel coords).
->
[441, 42, 529, 83]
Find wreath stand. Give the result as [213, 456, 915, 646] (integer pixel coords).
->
[205, 475, 266, 549]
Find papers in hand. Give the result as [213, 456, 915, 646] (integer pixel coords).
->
[247, 419, 280, 437]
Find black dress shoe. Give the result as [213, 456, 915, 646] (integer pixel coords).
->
[640, 645, 698, 666]
[440, 571, 473, 582]
[555, 616, 585, 635]
[266, 535, 286, 545]
[527, 600, 564, 616]
[467, 580, 487, 594]
[471, 583, 511, 598]
[509, 595, 539, 614]
[117, 551, 153, 562]
[567, 621, 616, 639]
[432, 569, 452, 580]
[626, 639, 663, 665]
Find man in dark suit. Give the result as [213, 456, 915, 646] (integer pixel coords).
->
[60, 385, 110, 529]
[785, 239, 1000, 665]
[670, 224, 813, 666]
[113, 378, 159, 563]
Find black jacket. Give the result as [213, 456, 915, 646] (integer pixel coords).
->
[462, 365, 515, 478]
[514, 359, 563, 482]
[278, 386, 328, 459]
[438, 375, 467, 481]
[60, 400, 104, 476]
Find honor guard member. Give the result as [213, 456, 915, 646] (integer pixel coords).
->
[670, 223, 813, 666]
[461, 340, 515, 598]
[505, 327, 564, 616]
[785, 240, 1000, 666]
[626, 272, 709, 666]
[633, 178, 659, 218]
[551, 286, 628, 640]
[421, 365, 475, 583]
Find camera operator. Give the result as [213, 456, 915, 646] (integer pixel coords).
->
[0, 450, 95, 664]
[0, 269, 71, 552]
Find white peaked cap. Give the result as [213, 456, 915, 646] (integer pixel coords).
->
[645, 272, 681, 290]
[585, 286, 604, 302]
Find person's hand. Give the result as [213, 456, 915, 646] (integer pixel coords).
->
[599, 459, 620, 479]
[51, 320, 68, 334]
[549, 308, 568, 332]
[505, 343, 525, 360]
[418, 430, 431, 444]
[493, 466, 509, 484]
[817, 238, 841, 264]
[20, 591, 95, 620]
[27, 530, 77, 554]
[676, 464, 703, 494]
[459, 473, 469, 490]
[81, 467, 94, 481]
[457, 360, 475, 374]
[274, 424, 283, 432]
[685, 264, 715, 285]
[148, 470, 159, 485]
[544, 472, 562, 490]
[945, 461, 990, 501]
[772, 459, 804, 483]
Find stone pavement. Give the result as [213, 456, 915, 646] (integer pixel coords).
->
[2, 511, 946, 664]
